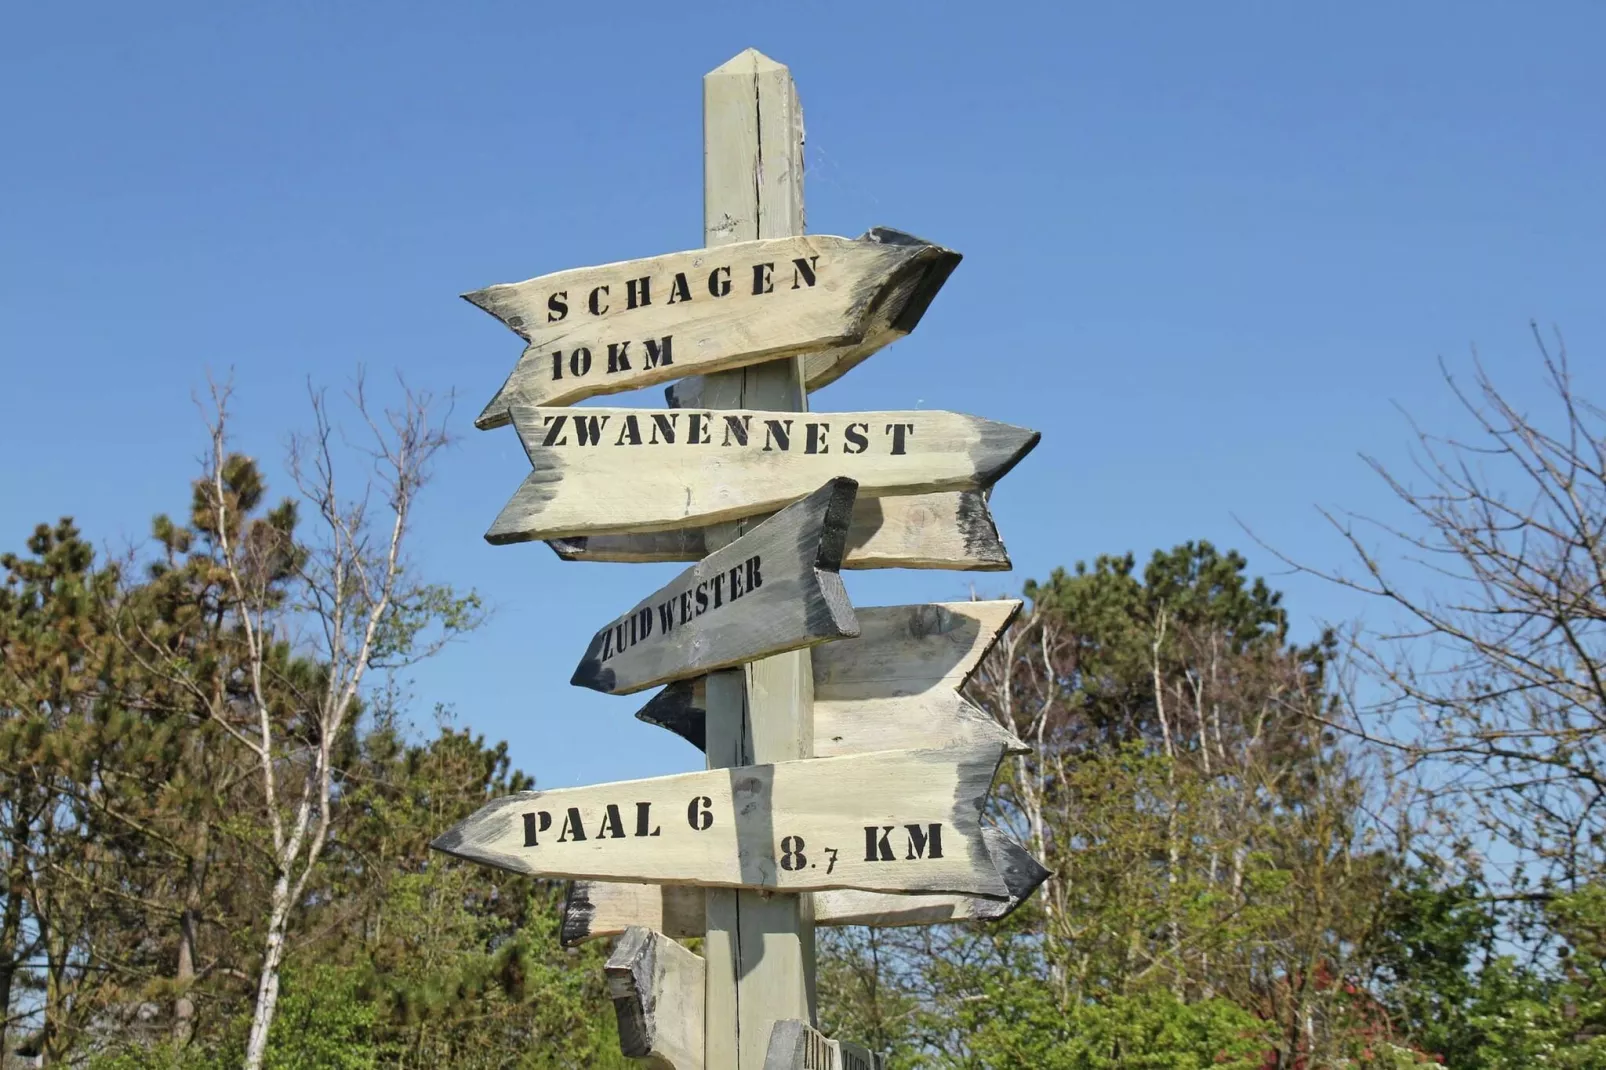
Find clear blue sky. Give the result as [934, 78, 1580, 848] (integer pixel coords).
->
[4, 2, 1603, 789]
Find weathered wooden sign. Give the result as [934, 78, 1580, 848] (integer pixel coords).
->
[487, 407, 1039, 543]
[572, 478, 859, 696]
[635, 600, 1025, 756]
[547, 488, 1012, 572]
[469, 228, 959, 427]
[607, 927, 704, 1070]
[430, 744, 1008, 897]
[561, 827, 1050, 944]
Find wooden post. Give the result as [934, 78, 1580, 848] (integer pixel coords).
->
[700, 47, 816, 1069]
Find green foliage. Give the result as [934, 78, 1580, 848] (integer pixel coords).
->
[956, 984, 1270, 1070]
[265, 966, 381, 1070]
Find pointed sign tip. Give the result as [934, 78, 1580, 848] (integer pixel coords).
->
[707, 47, 788, 76]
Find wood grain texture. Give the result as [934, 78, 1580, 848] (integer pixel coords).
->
[487, 406, 1039, 544]
[561, 828, 1050, 944]
[663, 225, 960, 410]
[699, 47, 816, 1070]
[606, 926, 704, 1070]
[634, 601, 1028, 758]
[763, 1021, 884, 1070]
[469, 229, 959, 427]
[430, 744, 1008, 898]
[570, 478, 859, 696]
[546, 488, 1011, 572]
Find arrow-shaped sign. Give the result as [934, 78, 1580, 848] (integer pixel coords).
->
[546, 489, 1012, 572]
[487, 407, 1038, 544]
[561, 828, 1050, 944]
[468, 228, 959, 428]
[636, 600, 1026, 757]
[571, 477, 859, 696]
[431, 744, 1008, 898]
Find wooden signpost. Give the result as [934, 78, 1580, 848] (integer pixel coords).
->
[435, 47, 1046, 1069]
[432, 743, 1009, 897]
[562, 828, 1051, 945]
[546, 488, 1013, 572]
[634, 600, 1027, 756]
[470, 228, 959, 424]
[571, 478, 859, 696]
[487, 405, 1038, 543]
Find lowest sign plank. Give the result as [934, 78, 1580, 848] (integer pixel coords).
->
[487, 407, 1039, 543]
[470, 228, 959, 426]
[430, 744, 1008, 898]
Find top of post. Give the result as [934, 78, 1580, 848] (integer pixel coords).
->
[706, 47, 789, 78]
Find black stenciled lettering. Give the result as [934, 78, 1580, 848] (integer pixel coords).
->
[695, 581, 709, 615]
[687, 796, 713, 831]
[865, 826, 896, 862]
[643, 336, 672, 369]
[678, 590, 692, 625]
[791, 255, 818, 289]
[687, 412, 712, 444]
[634, 801, 660, 837]
[886, 422, 915, 455]
[541, 414, 570, 446]
[549, 350, 563, 381]
[523, 811, 553, 847]
[588, 285, 609, 316]
[607, 341, 632, 373]
[625, 276, 650, 309]
[614, 414, 643, 446]
[627, 613, 637, 647]
[763, 419, 793, 452]
[558, 808, 586, 843]
[546, 292, 568, 323]
[843, 422, 869, 454]
[572, 414, 609, 446]
[667, 271, 691, 304]
[599, 627, 614, 661]
[906, 823, 944, 859]
[634, 607, 653, 643]
[711, 573, 725, 608]
[752, 262, 774, 294]
[806, 421, 829, 454]
[649, 413, 677, 444]
[657, 600, 675, 635]
[779, 835, 807, 871]
[568, 347, 592, 378]
[746, 555, 762, 592]
[599, 804, 626, 839]
[722, 415, 750, 446]
[708, 266, 731, 297]
[729, 565, 744, 599]
[613, 621, 628, 655]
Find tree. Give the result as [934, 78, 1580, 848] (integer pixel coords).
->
[114, 377, 482, 1070]
[1302, 328, 1606, 890]
[820, 544, 1402, 1068]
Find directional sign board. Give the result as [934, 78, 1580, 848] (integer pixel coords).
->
[470, 228, 959, 427]
[547, 489, 1012, 572]
[487, 407, 1039, 543]
[636, 600, 1026, 757]
[431, 744, 1008, 898]
[561, 827, 1051, 944]
[571, 477, 859, 696]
